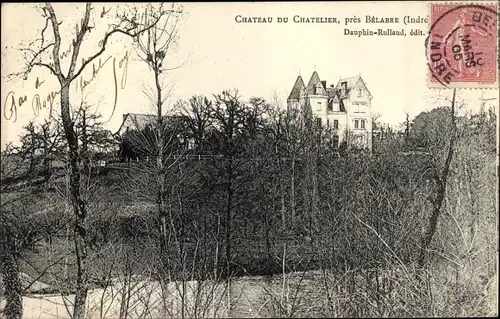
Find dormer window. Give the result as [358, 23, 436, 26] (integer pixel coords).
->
[341, 81, 347, 94]
[315, 84, 323, 94]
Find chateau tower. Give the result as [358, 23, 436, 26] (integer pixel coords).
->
[287, 70, 373, 150]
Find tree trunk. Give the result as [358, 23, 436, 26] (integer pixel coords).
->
[81, 108, 90, 175]
[310, 150, 318, 239]
[290, 155, 296, 224]
[224, 156, 234, 318]
[280, 171, 286, 229]
[60, 84, 89, 319]
[274, 143, 286, 229]
[418, 88, 456, 269]
[265, 205, 271, 271]
[225, 157, 233, 277]
[43, 127, 51, 186]
[465, 162, 477, 244]
[43, 155, 51, 186]
[28, 133, 36, 174]
[0, 249, 23, 319]
[155, 67, 168, 253]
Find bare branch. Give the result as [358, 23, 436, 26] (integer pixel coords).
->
[33, 62, 58, 77]
[68, 6, 182, 85]
[67, 3, 92, 78]
[45, 3, 64, 80]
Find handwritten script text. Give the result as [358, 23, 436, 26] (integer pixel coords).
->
[3, 50, 129, 123]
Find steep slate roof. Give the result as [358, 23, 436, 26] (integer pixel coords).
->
[287, 76, 306, 100]
[305, 71, 326, 95]
[326, 87, 346, 112]
[336, 75, 361, 91]
[287, 72, 370, 113]
[116, 114, 158, 135]
[115, 113, 186, 136]
[335, 74, 372, 98]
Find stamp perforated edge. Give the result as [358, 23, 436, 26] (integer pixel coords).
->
[425, 1, 499, 90]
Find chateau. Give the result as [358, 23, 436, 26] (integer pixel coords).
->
[287, 71, 373, 150]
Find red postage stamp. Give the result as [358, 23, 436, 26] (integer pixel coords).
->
[426, 3, 498, 88]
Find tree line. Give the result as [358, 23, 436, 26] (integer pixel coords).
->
[2, 81, 497, 317]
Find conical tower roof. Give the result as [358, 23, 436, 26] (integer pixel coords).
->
[287, 75, 306, 100]
[306, 71, 325, 95]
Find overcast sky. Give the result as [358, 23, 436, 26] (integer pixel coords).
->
[1, 1, 498, 147]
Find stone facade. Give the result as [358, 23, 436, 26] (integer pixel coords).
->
[287, 71, 373, 150]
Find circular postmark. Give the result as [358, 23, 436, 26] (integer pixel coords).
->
[425, 4, 498, 87]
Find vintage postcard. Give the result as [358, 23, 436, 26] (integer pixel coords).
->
[1, 2, 498, 319]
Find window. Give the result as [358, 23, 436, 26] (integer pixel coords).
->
[326, 119, 330, 127]
[317, 101, 321, 110]
[316, 84, 323, 94]
[327, 101, 333, 112]
[333, 120, 339, 129]
[332, 135, 339, 149]
[341, 81, 347, 93]
[316, 117, 322, 127]
[361, 119, 365, 129]
[357, 88, 363, 97]
[354, 119, 359, 129]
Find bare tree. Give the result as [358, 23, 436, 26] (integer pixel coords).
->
[129, 2, 184, 252]
[15, 118, 65, 188]
[73, 102, 115, 175]
[23, 122, 39, 174]
[0, 146, 29, 319]
[178, 95, 214, 152]
[209, 90, 247, 275]
[269, 101, 307, 229]
[417, 88, 457, 269]
[9, 3, 181, 318]
[405, 112, 411, 143]
[1, 144, 69, 319]
[38, 118, 65, 186]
